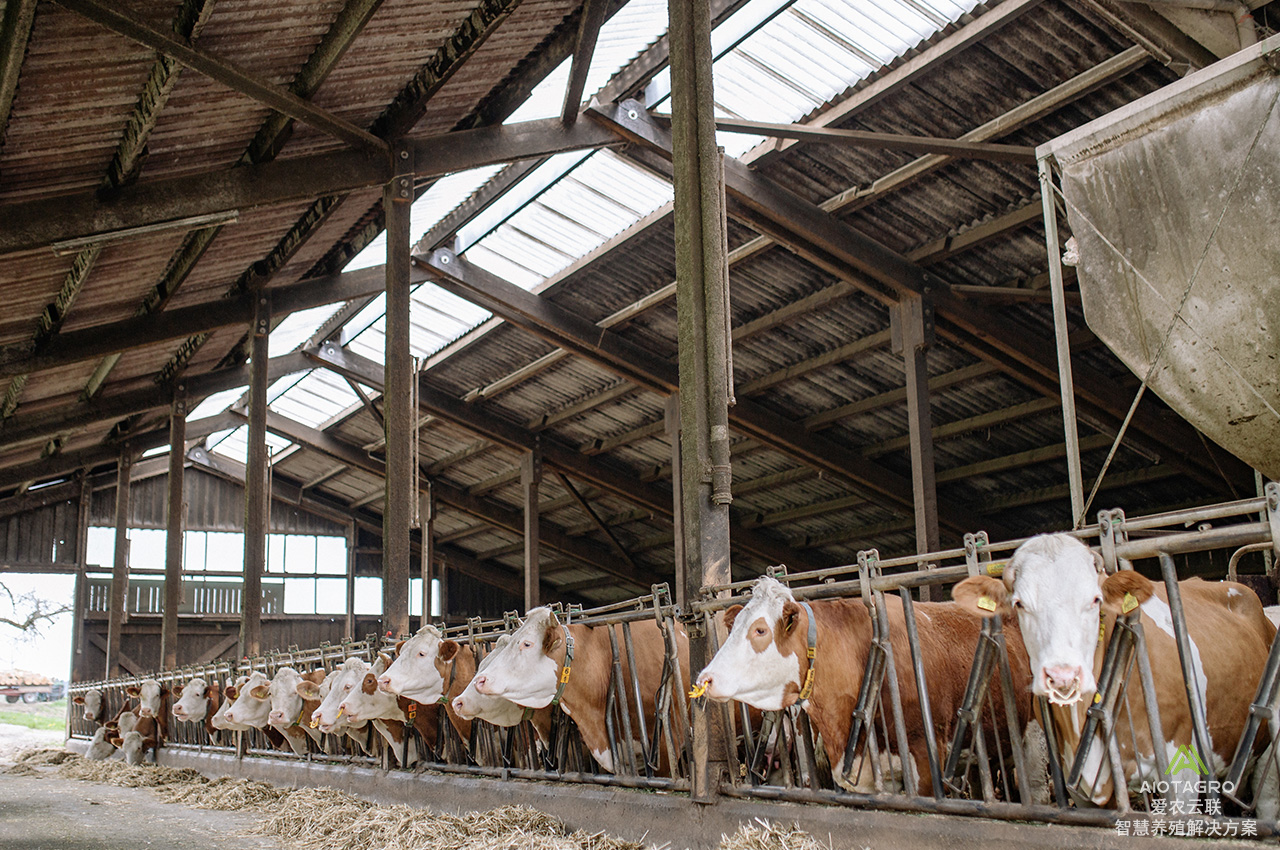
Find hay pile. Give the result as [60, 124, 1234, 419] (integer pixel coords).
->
[58, 754, 206, 789]
[161, 775, 288, 810]
[6, 746, 77, 776]
[720, 818, 834, 850]
[255, 795, 643, 850]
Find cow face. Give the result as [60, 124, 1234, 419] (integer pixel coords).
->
[128, 679, 168, 719]
[263, 668, 312, 728]
[336, 655, 400, 724]
[86, 726, 116, 761]
[172, 678, 210, 723]
[306, 658, 371, 732]
[75, 689, 104, 722]
[120, 730, 154, 766]
[693, 577, 805, 711]
[468, 608, 564, 709]
[221, 671, 272, 729]
[211, 677, 253, 731]
[376, 626, 455, 702]
[954, 534, 1104, 705]
[451, 636, 529, 727]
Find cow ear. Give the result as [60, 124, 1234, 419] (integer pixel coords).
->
[249, 684, 270, 700]
[395, 640, 406, 656]
[375, 653, 391, 674]
[952, 576, 1011, 618]
[362, 673, 378, 695]
[125, 685, 140, 697]
[438, 640, 459, 663]
[542, 623, 562, 654]
[722, 605, 744, 634]
[304, 669, 326, 685]
[781, 600, 801, 633]
[73, 695, 85, 705]
[1092, 549, 1107, 574]
[204, 685, 217, 700]
[1101, 570, 1153, 614]
[224, 686, 239, 700]
[295, 681, 321, 700]
[109, 736, 123, 747]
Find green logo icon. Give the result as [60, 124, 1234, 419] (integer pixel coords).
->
[1166, 744, 1209, 775]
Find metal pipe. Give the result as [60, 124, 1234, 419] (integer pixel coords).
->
[1116, 521, 1269, 560]
[1229, 542, 1274, 582]
[899, 589, 943, 798]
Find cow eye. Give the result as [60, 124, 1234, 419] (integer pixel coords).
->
[521, 640, 532, 649]
[343, 684, 352, 691]
[418, 651, 426, 657]
[754, 626, 767, 636]
[1092, 596, 1102, 607]
[1012, 599, 1023, 610]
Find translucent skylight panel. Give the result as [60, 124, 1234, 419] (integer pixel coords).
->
[268, 303, 343, 355]
[481, 223, 577, 276]
[269, 369, 360, 428]
[347, 317, 387, 364]
[189, 386, 248, 421]
[463, 243, 544, 289]
[514, 203, 606, 255]
[208, 425, 292, 464]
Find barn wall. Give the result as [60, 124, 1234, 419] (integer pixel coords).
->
[0, 498, 81, 566]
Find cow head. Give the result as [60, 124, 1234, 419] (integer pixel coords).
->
[336, 655, 400, 724]
[467, 608, 565, 709]
[377, 625, 459, 702]
[120, 730, 154, 766]
[451, 635, 529, 727]
[172, 678, 211, 723]
[264, 668, 324, 729]
[74, 689, 104, 722]
[304, 657, 373, 732]
[127, 679, 168, 719]
[953, 533, 1132, 705]
[211, 677, 253, 731]
[221, 671, 272, 729]
[693, 577, 807, 711]
[86, 726, 116, 761]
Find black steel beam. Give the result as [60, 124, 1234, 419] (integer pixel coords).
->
[561, 0, 609, 124]
[304, 343, 815, 570]
[0, 117, 620, 256]
[53, 0, 387, 153]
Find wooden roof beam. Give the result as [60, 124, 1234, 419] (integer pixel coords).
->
[561, 0, 609, 124]
[0, 0, 37, 142]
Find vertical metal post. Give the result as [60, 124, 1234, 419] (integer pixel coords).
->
[345, 519, 357, 638]
[161, 393, 187, 670]
[664, 392, 686, 608]
[892, 293, 938, 597]
[70, 472, 90, 684]
[522, 446, 542, 610]
[105, 447, 132, 678]
[1038, 157, 1085, 527]
[240, 291, 270, 660]
[1258, 471, 1275, 578]
[670, 0, 732, 804]
[382, 141, 415, 640]
[422, 485, 435, 622]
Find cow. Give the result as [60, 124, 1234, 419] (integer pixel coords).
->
[72, 689, 109, 725]
[210, 677, 252, 732]
[693, 576, 1039, 797]
[172, 677, 223, 743]
[301, 656, 414, 765]
[295, 666, 375, 756]
[125, 679, 170, 744]
[462, 607, 688, 774]
[377, 626, 475, 746]
[85, 726, 116, 761]
[952, 533, 1276, 807]
[116, 729, 154, 766]
[264, 668, 328, 756]
[219, 671, 273, 730]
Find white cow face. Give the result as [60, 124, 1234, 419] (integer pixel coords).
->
[694, 577, 803, 712]
[336, 655, 400, 724]
[451, 636, 529, 727]
[74, 689, 105, 722]
[119, 730, 151, 766]
[468, 608, 564, 709]
[127, 679, 167, 719]
[86, 727, 116, 760]
[265, 668, 319, 729]
[116, 710, 138, 736]
[221, 671, 272, 729]
[377, 626, 455, 702]
[211, 677, 252, 731]
[304, 658, 372, 732]
[172, 678, 212, 723]
[954, 534, 1115, 705]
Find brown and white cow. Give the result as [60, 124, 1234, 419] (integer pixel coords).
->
[172, 677, 223, 742]
[125, 679, 170, 743]
[303, 656, 413, 765]
[953, 533, 1276, 807]
[694, 576, 1037, 797]
[211, 676, 252, 733]
[265, 668, 328, 756]
[463, 607, 688, 774]
[85, 726, 116, 760]
[377, 626, 475, 748]
[73, 689, 109, 726]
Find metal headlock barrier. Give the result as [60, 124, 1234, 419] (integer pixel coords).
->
[69, 488, 1280, 838]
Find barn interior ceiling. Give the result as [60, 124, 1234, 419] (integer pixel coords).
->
[0, 0, 1274, 605]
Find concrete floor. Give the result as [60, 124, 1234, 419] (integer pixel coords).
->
[0, 770, 287, 850]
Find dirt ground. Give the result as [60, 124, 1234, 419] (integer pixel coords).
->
[0, 724, 288, 850]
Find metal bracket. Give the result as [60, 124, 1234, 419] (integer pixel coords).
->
[1266, 482, 1280, 564]
[963, 531, 990, 577]
[1097, 508, 1127, 573]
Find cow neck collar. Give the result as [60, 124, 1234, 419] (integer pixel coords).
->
[551, 623, 575, 708]
[797, 601, 817, 701]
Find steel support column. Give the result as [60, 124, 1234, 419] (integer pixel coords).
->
[665, 392, 687, 607]
[382, 143, 414, 639]
[161, 395, 186, 670]
[669, 0, 732, 803]
[105, 448, 132, 679]
[422, 484, 435, 623]
[522, 446, 542, 610]
[1038, 157, 1085, 527]
[240, 294, 269, 660]
[892, 294, 939, 598]
[71, 473, 91, 684]
[345, 519, 357, 638]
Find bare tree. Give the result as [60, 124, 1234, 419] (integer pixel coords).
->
[0, 582, 71, 634]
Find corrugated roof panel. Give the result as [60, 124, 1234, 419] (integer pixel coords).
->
[269, 369, 360, 428]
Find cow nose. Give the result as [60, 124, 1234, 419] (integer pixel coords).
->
[1042, 665, 1084, 703]
[377, 675, 393, 693]
[450, 696, 467, 716]
[473, 674, 490, 694]
[268, 711, 284, 723]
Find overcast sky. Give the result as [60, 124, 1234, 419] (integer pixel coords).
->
[0, 574, 74, 682]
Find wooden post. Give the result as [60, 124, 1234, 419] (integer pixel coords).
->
[892, 293, 939, 598]
[421, 486, 434, 623]
[669, 0, 733, 803]
[161, 394, 186, 670]
[345, 519, 357, 638]
[665, 392, 686, 608]
[240, 291, 269, 660]
[522, 446, 542, 610]
[382, 141, 414, 639]
[105, 447, 132, 679]
[70, 472, 91, 685]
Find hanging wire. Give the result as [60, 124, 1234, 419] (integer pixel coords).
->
[1057, 84, 1280, 525]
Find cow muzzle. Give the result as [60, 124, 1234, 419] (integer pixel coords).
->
[1042, 664, 1085, 705]
[376, 674, 395, 694]
[450, 695, 474, 719]
[694, 671, 728, 703]
[472, 674, 492, 695]
[138, 707, 154, 718]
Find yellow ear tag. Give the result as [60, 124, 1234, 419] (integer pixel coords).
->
[986, 563, 1005, 577]
[1093, 693, 1102, 704]
[1121, 592, 1139, 615]
[688, 681, 709, 699]
[1099, 620, 1106, 643]
[977, 596, 997, 612]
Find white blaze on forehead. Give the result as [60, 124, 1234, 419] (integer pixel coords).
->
[697, 576, 800, 711]
[223, 671, 272, 728]
[312, 658, 369, 729]
[470, 608, 562, 709]
[136, 679, 164, 717]
[452, 636, 528, 726]
[380, 625, 447, 701]
[173, 678, 210, 721]
[1006, 534, 1102, 700]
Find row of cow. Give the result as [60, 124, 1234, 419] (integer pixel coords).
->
[72, 533, 1280, 819]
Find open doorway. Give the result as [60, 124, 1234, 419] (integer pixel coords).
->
[0, 574, 75, 687]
